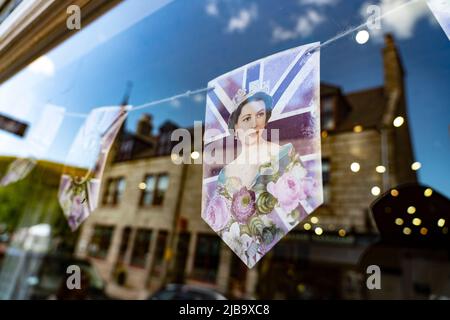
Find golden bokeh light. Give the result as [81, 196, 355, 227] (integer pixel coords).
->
[138, 182, 147, 190]
[376, 165, 386, 173]
[390, 189, 399, 197]
[407, 206, 416, 214]
[411, 162, 421, 171]
[314, 227, 323, 236]
[350, 162, 360, 173]
[371, 186, 381, 196]
[393, 116, 404, 127]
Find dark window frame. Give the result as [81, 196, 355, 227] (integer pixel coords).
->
[192, 234, 221, 283]
[88, 225, 115, 259]
[151, 230, 168, 277]
[139, 173, 169, 207]
[118, 226, 132, 262]
[102, 176, 126, 206]
[322, 158, 331, 204]
[130, 228, 153, 268]
[321, 96, 336, 131]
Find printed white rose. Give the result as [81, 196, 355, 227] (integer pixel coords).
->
[291, 163, 307, 180]
[222, 222, 253, 265]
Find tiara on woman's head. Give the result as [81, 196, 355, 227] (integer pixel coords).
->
[232, 80, 270, 110]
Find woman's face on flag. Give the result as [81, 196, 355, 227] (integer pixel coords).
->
[235, 99, 267, 146]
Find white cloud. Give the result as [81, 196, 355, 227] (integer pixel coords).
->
[227, 4, 258, 33]
[272, 10, 325, 42]
[299, 0, 339, 6]
[27, 55, 55, 77]
[206, 1, 219, 16]
[272, 26, 298, 42]
[193, 94, 205, 103]
[360, 0, 432, 41]
[170, 99, 181, 108]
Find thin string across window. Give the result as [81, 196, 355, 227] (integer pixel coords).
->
[57, 0, 421, 119]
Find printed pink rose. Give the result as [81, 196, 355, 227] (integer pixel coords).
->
[267, 172, 307, 213]
[68, 195, 85, 231]
[204, 195, 231, 232]
[301, 177, 317, 198]
[231, 187, 256, 224]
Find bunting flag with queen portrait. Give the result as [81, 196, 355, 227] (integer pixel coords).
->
[0, 104, 65, 187]
[202, 42, 323, 268]
[58, 105, 129, 231]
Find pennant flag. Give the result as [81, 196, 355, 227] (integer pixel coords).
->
[58, 105, 129, 231]
[0, 158, 37, 187]
[427, 0, 450, 40]
[202, 43, 323, 268]
[0, 104, 65, 186]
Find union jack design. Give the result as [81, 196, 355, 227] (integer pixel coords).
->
[202, 42, 324, 268]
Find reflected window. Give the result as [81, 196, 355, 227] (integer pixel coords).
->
[154, 174, 169, 206]
[322, 158, 330, 204]
[151, 230, 168, 277]
[88, 225, 114, 259]
[192, 234, 220, 283]
[116, 178, 126, 203]
[118, 226, 131, 262]
[157, 132, 172, 156]
[103, 177, 126, 205]
[130, 228, 152, 268]
[321, 98, 335, 130]
[141, 175, 156, 206]
[140, 173, 169, 206]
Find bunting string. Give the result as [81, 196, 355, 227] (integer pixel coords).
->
[51, 0, 421, 119]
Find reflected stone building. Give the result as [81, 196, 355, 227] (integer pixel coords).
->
[75, 35, 417, 299]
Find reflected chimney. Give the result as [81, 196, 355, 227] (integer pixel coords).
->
[136, 113, 153, 137]
[383, 34, 405, 96]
